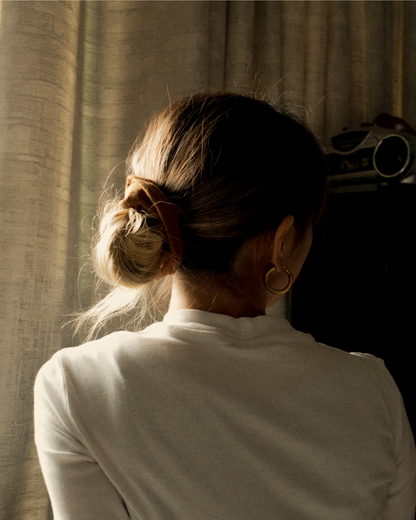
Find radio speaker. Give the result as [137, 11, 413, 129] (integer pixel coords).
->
[325, 126, 416, 187]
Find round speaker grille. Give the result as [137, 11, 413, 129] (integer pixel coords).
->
[374, 135, 410, 178]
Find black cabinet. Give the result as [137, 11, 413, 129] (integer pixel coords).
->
[292, 183, 416, 433]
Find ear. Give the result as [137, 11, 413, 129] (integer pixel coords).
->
[270, 215, 295, 270]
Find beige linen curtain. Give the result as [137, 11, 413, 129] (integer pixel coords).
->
[0, 1, 414, 518]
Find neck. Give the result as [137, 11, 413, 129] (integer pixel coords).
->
[169, 271, 267, 318]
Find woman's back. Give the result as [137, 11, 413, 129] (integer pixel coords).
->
[35, 309, 416, 519]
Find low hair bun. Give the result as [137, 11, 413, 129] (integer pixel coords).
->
[94, 201, 166, 289]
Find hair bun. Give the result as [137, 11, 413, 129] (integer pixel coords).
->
[94, 201, 166, 289]
[119, 176, 183, 278]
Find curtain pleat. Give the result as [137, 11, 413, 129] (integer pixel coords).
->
[403, 3, 416, 122]
[0, 2, 81, 518]
[0, 1, 415, 518]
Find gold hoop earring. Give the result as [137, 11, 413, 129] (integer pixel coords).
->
[264, 265, 293, 295]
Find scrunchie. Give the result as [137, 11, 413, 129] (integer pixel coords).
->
[120, 175, 183, 279]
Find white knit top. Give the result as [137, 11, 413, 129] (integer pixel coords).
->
[34, 309, 416, 519]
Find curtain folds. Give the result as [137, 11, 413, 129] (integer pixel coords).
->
[0, 1, 414, 518]
[0, 3, 81, 518]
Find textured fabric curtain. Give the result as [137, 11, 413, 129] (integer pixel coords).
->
[1, 1, 415, 518]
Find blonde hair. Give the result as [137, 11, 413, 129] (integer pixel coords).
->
[77, 93, 327, 339]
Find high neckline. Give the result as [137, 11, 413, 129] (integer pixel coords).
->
[162, 308, 296, 340]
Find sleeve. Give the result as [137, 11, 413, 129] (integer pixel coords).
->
[352, 353, 416, 520]
[34, 352, 131, 520]
[379, 361, 416, 520]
